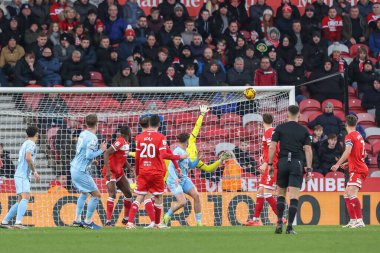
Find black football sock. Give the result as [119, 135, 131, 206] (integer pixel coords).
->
[287, 198, 299, 229]
[276, 196, 286, 225]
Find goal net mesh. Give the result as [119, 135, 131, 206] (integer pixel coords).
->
[0, 88, 291, 227]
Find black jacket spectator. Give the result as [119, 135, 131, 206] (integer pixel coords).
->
[308, 112, 344, 137]
[157, 26, 175, 47]
[227, 0, 248, 26]
[195, 16, 212, 40]
[100, 50, 123, 85]
[276, 36, 297, 64]
[77, 45, 97, 68]
[30, 0, 50, 27]
[276, 1, 301, 20]
[13, 56, 43, 87]
[316, 139, 343, 175]
[2, 17, 24, 46]
[97, 0, 123, 22]
[312, 0, 329, 21]
[341, 10, 369, 44]
[158, 0, 189, 20]
[111, 64, 139, 87]
[227, 58, 252, 86]
[157, 70, 184, 87]
[210, 8, 233, 40]
[142, 42, 159, 61]
[200, 61, 226, 86]
[361, 80, 380, 111]
[61, 53, 91, 86]
[355, 61, 376, 94]
[278, 64, 299, 86]
[137, 64, 159, 87]
[73, 0, 97, 23]
[309, 60, 344, 103]
[0, 143, 15, 178]
[302, 32, 328, 71]
[301, 10, 321, 44]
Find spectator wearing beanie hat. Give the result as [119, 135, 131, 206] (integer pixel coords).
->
[158, 0, 189, 22]
[3, 16, 23, 46]
[18, 3, 34, 32]
[117, 25, 140, 61]
[275, 4, 296, 36]
[267, 46, 284, 72]
[93, 19, 106, 46]
[53, 33, 75, 64]
[308, 102, 344, 137]
[175, 45, 198, 75]
[276, 0, 301, 20]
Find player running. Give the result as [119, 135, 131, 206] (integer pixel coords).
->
[102, 125, 134, 227]
[0, 126, 40, 229]
[245, 113, 285, 226]
[126, 115, 187, 229]
[163, 133, 202, 226]
[331, 115, 368, 229]
[71, 114, 107, 230]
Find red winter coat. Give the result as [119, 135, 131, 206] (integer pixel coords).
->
[50, 3, 67, 23]
[253, 67, 277, 86]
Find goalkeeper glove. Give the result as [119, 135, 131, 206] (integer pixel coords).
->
[219, 151, 232, 162]
[199, 105, 210, 116]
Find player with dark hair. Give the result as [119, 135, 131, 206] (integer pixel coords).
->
[268, 105, 313, 234]
[70, 114, 107, 229]
[245, 113, 285, 226]
[126, 115, 188, 229]
[102, 125, 134, 227]
[1, 126, 40, 229]
[331, 115, 368, 228]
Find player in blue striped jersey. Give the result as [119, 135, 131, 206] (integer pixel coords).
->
[163, 133, 202, 226]
[0, 126, 40, 229]
[71, 114, 106, 230]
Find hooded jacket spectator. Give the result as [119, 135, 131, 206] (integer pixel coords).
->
[358, 0, 373, 17]
[302, 31, 328, 71]
[301, 5, 320, 43]
[111, 63, 138, 87]
[312, 0, 330, 21]
[158, 0, 189, 21]
[227, 0, 248, 26]
[14, 55, 43, 87]
[30, 0, 50, 27]
[355, 60, 376, 94]
[38, 49, 61, 86]
[210, 4, 233, 40]
[308, 59, 344, 102]
[276, 35, 297, 64]
[308, 102, 345, 136]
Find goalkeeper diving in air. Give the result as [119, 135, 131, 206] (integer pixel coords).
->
[163, 105, 231, 226]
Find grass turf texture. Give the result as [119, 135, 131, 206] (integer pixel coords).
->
[1, 226, 379, 253]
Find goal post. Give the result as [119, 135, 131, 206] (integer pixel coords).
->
[0, 86, 295, 227]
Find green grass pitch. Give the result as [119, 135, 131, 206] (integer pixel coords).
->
[1, 226, 379, 253]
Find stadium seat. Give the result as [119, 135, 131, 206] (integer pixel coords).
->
[370, 171, 380, 178]
[325, 171, 345, 179]
[334, 111, 346, 122]
[175, 112, 198, 124]
[310, 172, 324, 178]
[349, 44, 370, 58]
[348, 85, 357, 96]
[349, 98, 366, 113]
[121, 99, 144, 111]
[47, 127, 60, 161]
[220, 113, 242, 126]
[365, 143, 373, 155]
[227, 126, 250, 141]
[25, 84, 43, 88]
[144, 100, 166, 110]
[203, 113, 219, 125]
[299, 114, 309, 126]
[372, 142, 380, 157]
[188, 99, 209, 107]
[90, 71, 105, 83]
[300, 99, 321, 112]
[166, 99, 188, 109]
[98, 123, 116, 139]
[197, 142, 215, 155]
[368, 57, 378, 65]
[22, 93, 44, 111]
[205, 128, 227, 140]
[242, 113, 263, 127]
[308, 111, 323, 122]
[322, 99, 343, 111]
[99, 99, 120, 112]
[365, 127, 380, 141]
[357, 113, 376, 128]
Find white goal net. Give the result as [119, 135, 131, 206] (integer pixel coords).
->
[0, 86, 294, 227]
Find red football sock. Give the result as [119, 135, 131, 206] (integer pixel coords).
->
[123, 198, 132, 219]
[128, 201, 140, 224]
[345, 197, 356, 219]
[253, 196, 264, 219]
[350, 197, 362, 219]
[106, 197, 114, 222]
[265, 195, 278, 215]
[154, 204, 162, 225]
[144, 199, 156, 222]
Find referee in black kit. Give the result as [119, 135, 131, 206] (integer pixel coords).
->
[267, 105, 313, 234]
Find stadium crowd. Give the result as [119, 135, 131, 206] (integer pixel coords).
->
[0, 0, 379, 182]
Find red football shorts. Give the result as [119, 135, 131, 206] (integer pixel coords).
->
[259, 165, 277, 190]
[102, 166, 125, 183]
[347, 172, 368, 189]
[134, 173, 164, 195]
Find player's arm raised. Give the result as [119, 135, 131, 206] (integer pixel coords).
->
[331, 145, 352, 171]
[26, 151, 40, 182]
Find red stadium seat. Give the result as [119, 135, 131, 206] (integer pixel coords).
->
[22, 93, 44, 111]
[348, 85, 357, 96]
[205, 128, 227, 140]
[322, 99, 343, 111]
[47, 127, 60, 160]
[175, 112, 198, 124]
[300, 99, 321, 112]
[373, 142, 380, 157]
[220, 113, 242, 126]
[349, 44, 370, 58]
[349, 98, 366, 113]
[325, 171, 345, 179]
[25, 84, 43, 88]
[334, 111, 346, 122]
[188, 99, 209, 107]
[228, 126, 249, 141]
[99, 99, 120, 112]
[308, 111, 323, 122]
[299, 114, 309, 126]
[90, 71, 104, 83]
[368, 57, 378, 65]
[203, 113, 219, 125]
[121, 99, 144, 111]
[365, 127, 380, 141]
[144, 100, 166, 110]
[166, 99, 188, 109]
[356, 113, 376, 128]
[365, 143, 373, 155]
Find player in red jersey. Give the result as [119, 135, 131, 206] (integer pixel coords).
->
[102, 126, 134, 227]
[245, 113, 285, 226]
[331, 115, 368, 229]
[126, 115, 187, 229]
